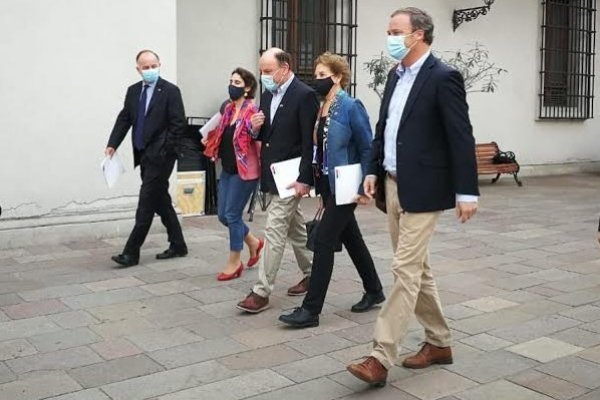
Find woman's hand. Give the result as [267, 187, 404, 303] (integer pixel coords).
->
[201, 137, 208, 146]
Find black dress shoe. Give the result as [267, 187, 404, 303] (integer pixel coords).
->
[111, 254, 139, 267]
[279, 307, 319, 328]
[351, 291, 386, 313]
[156, 247, 188, 260]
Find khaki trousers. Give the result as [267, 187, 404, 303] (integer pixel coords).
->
[371, 175, 451, 369]
[253, 195, 312, 298]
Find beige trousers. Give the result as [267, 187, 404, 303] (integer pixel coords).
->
[371, 175, 452, 369]
[253, 195, 312, 298]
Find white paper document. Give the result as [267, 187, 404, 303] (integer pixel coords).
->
[270, 157, 301, 199]
[199, 112, 222, 138]
[101, 153, 125, 188]
[334, 163, 363, 205]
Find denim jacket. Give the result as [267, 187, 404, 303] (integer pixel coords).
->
[322, 90, 373, 195]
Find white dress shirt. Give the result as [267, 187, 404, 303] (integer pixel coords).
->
[270, 73, 295, 123]
[382, 51, 477, 203]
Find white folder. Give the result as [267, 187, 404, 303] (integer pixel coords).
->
[270, 157, 301, 199]
[101, 152, 125, 189]
[334, 163, 363, 205]
[199, 112, 222, 138]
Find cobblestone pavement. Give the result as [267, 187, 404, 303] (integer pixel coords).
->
[1, 174, 600, 400]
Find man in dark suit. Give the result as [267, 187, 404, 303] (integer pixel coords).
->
[237, 48, 319, 313]
[105, 49, 187, 267]
[347, 8, 479, 386]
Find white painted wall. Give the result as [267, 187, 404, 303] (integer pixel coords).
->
[177, 0, 261, 118]
[2, 0, 598, 223]
[0, 0, 178, 220]
[355, 0, 600, 165]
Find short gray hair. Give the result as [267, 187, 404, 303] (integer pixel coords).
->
[391, 7, 434, 45]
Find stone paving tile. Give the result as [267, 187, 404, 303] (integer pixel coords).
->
[449, 309, 534, 335]
[461, 296, 519, 313]
[508, 370, 590, 400]
[0, 293, 21, 307]
[393, 369, 478, 400]
[28, 327, 100, 352]
[218, 344, 305, 371]
[337, 385, 419, 399]
[61, 288, 153, 310]
[158, 369, 293, 400]
[45, 388, 111, 400]
[273, 354, 347, 383]
[446, 350, 539, 383]
[0, 371, 82, 400]
[507, 337, 584, 363]
[513, 300, 573, 316]
[18, 285, 91, 301]
[489, 315, 581, 343]
[100, 360, 237, 400]
[559, 305, 600, 322]
[455, 380, 554, 400]
[443, 304, 484, 320]
[2, 298, 70, 319]
[90, 338, 143, 360]
[0, 316, 61, 341]
[83, 277, 145, 292]
[6, 346, 103, 374]
[49, 310, 100, 328]
[537, 356, 600, 389]
[244, 377, 352, 400]
[551, 290, 600, 306]
[549, 327, 600, 348]
[573, 389, 600, 399]
[231, 325, 313, 349]
[126, 327, 203, 352]
[149, 337, 249, 369]
[0, 362, 16, 384]
[286, 333, 355, 356]
[458, 333, 514, 351]
[0, 338, 37, 361]
[89, 316, 157, 339]
[69, 354, 164, 388]
[577, 345, 600, 364]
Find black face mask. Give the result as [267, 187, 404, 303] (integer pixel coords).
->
[312, 76, 335, 97]
[228, 85, 245, 100]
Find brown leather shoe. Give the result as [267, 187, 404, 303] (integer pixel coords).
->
[236, 292, 270, 313]
[287, 277, 309, 296]
[347, 357, 387, 387]
[402, 343, 453, 369]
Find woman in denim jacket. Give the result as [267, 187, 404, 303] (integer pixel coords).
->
[280, 53, 384, 328]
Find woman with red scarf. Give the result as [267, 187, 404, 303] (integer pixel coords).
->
[203, 68, 264, 281]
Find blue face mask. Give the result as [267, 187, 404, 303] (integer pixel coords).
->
[387, 34, 413, 61]
[261, 70, 280, 93]
[141, 68, 160, 83]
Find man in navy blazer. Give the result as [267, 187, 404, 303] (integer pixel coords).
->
[105, 50, 187, 267]
[348, 7, 479, 386]
[236, 48, 319, 314]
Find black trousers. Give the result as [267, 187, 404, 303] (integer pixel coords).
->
[302, 177, 382, 315]
[123, 153, 186, 256]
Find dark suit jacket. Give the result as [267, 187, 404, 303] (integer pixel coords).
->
[369, 54, 479, 213]
[107, 77, 186, 167]
[257, 76, 319, 194]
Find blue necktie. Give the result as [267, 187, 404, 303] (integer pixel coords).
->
[134, 84, 149, 150]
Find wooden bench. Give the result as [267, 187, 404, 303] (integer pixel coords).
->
[476, 142, 523, 186]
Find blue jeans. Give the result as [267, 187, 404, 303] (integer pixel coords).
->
[217, 171, 258, 251]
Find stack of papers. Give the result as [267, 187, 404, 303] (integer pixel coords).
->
[270, 157, 301, 199]
[101, 153, 125, 188]
[334, 164, 363, 205]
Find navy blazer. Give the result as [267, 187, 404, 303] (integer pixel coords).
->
[369, 54, 479, 213]
[107, 77, 186, 167]
[257, 77, 319, 195]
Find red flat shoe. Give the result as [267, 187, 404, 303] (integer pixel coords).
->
[217, 262, 244, 281]
[246, 238, 265, 268]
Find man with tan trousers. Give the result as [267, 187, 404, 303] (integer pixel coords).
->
[347, 7, 479, 386]
[236, 48, 319, 313]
